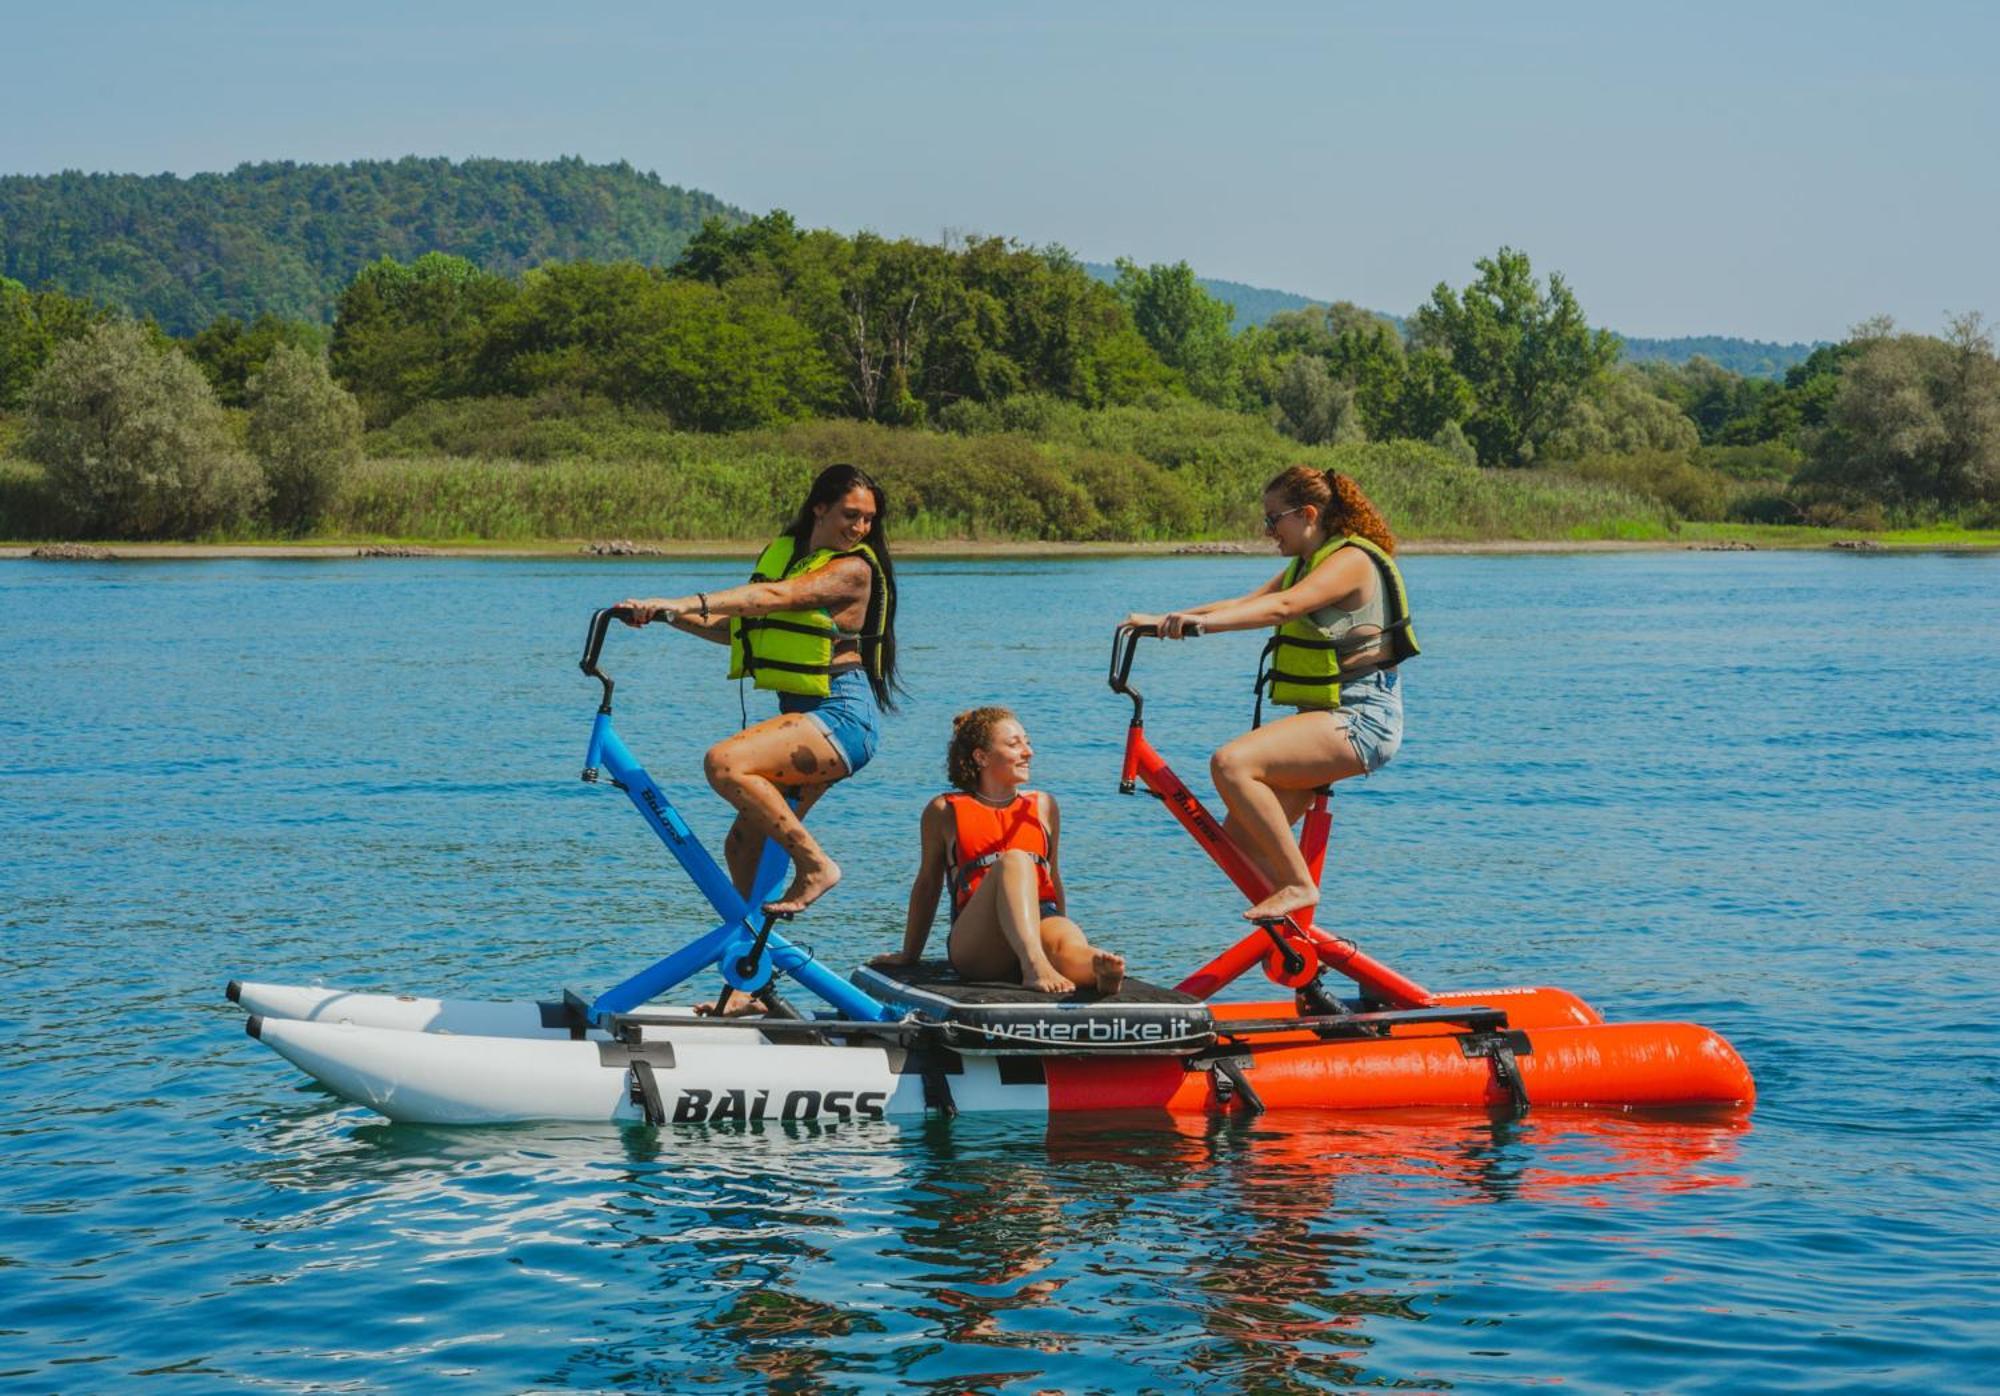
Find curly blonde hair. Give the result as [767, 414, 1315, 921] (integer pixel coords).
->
[946, 706, 1015, 792]
[1264, 465, 1397, 555]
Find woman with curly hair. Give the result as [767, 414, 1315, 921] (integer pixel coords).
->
[1125, 466, 1418, 924]
[874, 707, 1125, 996]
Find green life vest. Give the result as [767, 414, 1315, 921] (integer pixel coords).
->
[1257, 535, 1419, 719]
[727, 536, 891, 697]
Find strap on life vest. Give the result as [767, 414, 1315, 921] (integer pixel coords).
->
[1252, 614, 1417, 727]
[1252, 535, 1418, 727]
[729, 536, 891, 695]
[942, 792, 1054, 911]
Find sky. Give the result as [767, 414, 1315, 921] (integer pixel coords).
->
[4, 0, 1995, 343]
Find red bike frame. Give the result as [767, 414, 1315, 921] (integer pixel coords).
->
[1109, 624, 1432, 1007]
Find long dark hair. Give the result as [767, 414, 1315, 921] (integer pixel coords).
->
[785, 463, 903, 709]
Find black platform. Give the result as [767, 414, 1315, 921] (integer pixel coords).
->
[850, 960, 1214, 1055]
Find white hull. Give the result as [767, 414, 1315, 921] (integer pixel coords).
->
[230, 980, 581, 1038]
[239, 981, 1049, 1125]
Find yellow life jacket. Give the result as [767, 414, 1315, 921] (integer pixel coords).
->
[1257, 535, 1418, 719]
[727, 536, 891, 697]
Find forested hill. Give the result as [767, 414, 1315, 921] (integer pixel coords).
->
[1083, 262, 1322, 330]
[1616, 335, 1819, 378]
[0, 157, 747, 335]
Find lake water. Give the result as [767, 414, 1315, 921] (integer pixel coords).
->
[2, 550, 1996, 1393]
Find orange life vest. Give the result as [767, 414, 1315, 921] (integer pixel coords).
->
[944, 791, 1057, 913]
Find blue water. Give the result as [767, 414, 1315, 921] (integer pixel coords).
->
[2, 551, 1996, 1393]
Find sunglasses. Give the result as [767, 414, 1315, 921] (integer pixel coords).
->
[1262, 505, 1306, 530]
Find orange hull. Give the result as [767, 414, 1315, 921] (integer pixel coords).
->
[1047, 1019, 1754, 1114]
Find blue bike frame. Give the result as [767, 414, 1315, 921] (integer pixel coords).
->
[578, 608, 896, 1024]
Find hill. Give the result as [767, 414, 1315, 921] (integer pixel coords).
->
[1082, 261, 1325, 329]
[1615, 334, 1820, 379]
[0, 157, 747, 335]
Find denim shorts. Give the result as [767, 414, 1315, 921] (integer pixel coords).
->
[779, 668, 881, 777]
[1332, 668, 1403, 774]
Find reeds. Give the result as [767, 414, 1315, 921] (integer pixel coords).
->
[2, 397, 1677, 543]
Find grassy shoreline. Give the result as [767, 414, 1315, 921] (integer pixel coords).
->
[7, 524, 1996, 560]
[9, 405, 1996, 557]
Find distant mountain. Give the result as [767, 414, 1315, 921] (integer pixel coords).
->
[1082, 261, 1325, 329]
[1613, 335, 1820, 379]
[0, 157, 748, 335]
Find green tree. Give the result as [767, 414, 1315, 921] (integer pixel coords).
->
[24, 319, 261, 537]
[1390, 348, 1475, 441]
[1636, 355, 1777, 445]
[1735, 337, 1868, 447]
[187, 313, 326, 407]
[248, 344, 363, 533]
[1113, 259, 1241, 407]
[1804, 315, 2000, 507]
[1273, 355, 1364, 445]
[1411, 247, 1619, 465]
[0, 276, 47, 411]
[1544, 368, 1701, 460]
[0, 279, 112, 411]
[480, 261, 837, 430]
[330, 253, 517, 424]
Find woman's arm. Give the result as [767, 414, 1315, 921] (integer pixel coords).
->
[666, 611, 733, 646]
[1124, 572, 1286, 637]
[874, 798, 951, 967]
[618, 556, 871, 627]
[1154, 549, 1375, 636]
[1041, 791, 1067, 917]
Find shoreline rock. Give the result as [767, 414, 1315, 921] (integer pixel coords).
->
[1171, 541, 1258, 555]
[29, 543, 116, 561]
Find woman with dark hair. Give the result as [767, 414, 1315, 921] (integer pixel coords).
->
[874, 707, 1124, 996]
[1124, 466, 1418, 924]
[618, 463, 901, 915]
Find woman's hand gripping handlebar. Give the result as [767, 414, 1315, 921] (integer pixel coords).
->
[612, 599, 678, 626]
[1108, 620, 1205, 787]
[582, 600, 686, 710]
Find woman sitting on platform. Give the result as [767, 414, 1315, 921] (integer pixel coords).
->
[873, 707, 1125, 996]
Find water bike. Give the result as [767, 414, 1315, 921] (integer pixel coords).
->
[228, 613, 1754, 1126]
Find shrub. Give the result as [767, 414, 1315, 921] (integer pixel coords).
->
[1273, 356, 1363, 446]
[1558, 449, 1733, 521]
[248, 344, 364, 533]
[23, 319, 261, 537]
[1698, 441, 1802, 481]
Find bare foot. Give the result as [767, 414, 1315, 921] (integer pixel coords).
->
[1022, 963, 1075, 995]
[694, 990, 764, 1017]
[764, 854, 841, 915]
[1090, 950, 1126, 997]
[1244, 883, 1318, 923]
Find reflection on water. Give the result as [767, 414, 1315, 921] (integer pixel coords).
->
[217, 1105, 1749, 1393]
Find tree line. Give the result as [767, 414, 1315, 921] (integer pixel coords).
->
[3, 218, 1996, 539]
